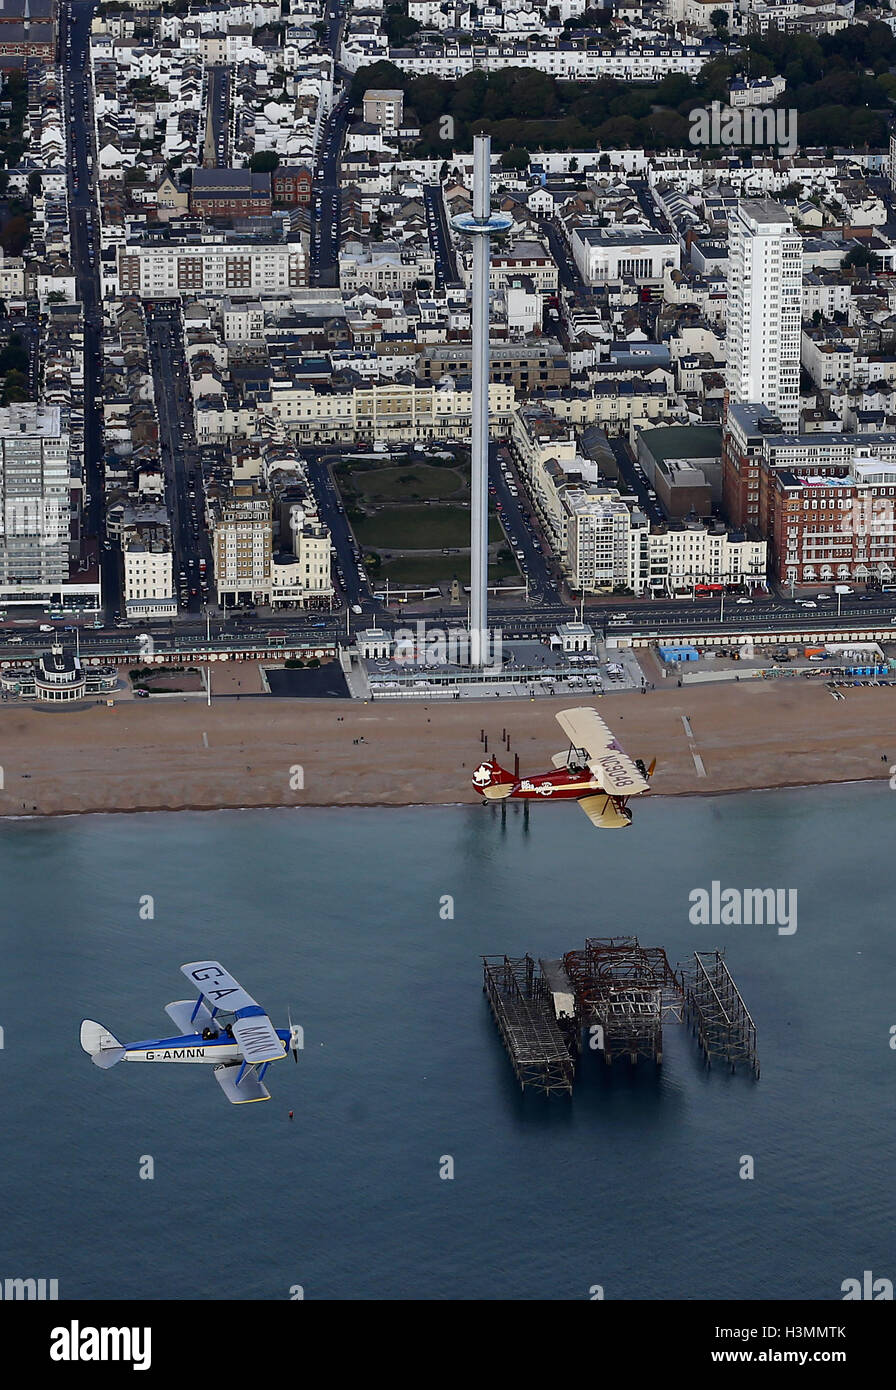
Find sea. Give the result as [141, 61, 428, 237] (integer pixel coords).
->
[0, 783, 893, 1302]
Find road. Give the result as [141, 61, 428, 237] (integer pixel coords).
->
[63, 0, 121, 618]
[207, 67, 231, 167]
[488, 442, 559, 604]
[305, 456, 374, 613]
[424, 184, 458, 287]
[310, 77, 351, 287]
[537, 215, 586, 295]
[4, 595, 896, 661]
[608, 435, 666, 527]
[144, 302, 211, 613]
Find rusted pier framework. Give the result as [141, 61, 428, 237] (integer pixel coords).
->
[484, 940, 759, 1093]
[683, 950, 760, 1078]
[562, 936, 685, 1065]
[482, 955, 575, 1095]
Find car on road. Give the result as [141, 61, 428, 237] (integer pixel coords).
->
[39, 623, 55, 632]
[735, 598, 753, 605]
[797, 600, 817, 608]
[7, 635, 24, 643]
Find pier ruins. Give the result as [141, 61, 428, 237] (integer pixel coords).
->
[483, 935, 759, 1096]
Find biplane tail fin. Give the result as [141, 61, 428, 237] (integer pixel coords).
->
[472, 756, 516, 800]
[80, 1019, 126, 1069]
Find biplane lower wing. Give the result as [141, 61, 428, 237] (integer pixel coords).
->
[214, 1063, 271, 1105]
[576, 793, 633, 829]
[555, 706, 650, 798]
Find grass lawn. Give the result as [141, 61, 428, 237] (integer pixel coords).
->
[378, 555, 518, 586]
[350, 463, 464, 500]
[354, 505, 502, 549]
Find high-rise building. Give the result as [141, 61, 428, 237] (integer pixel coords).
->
[726, 199, 802, 434]
[0, 404, 70, 588]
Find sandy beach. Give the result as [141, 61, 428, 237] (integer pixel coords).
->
[0, 680, 893, 817]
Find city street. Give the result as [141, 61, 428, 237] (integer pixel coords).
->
[144, 303, 212, 613]
[65, 0, 120, 617]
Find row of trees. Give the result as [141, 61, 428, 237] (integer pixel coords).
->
[353, 20, 896, 156]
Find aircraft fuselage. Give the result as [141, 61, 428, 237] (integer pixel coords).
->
[122, 1029, 291, 1063]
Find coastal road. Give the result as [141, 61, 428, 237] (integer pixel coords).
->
[5, 597, 896, 660]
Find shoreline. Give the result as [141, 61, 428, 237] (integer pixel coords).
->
[0, 777, 884, 822]
[1, 681, 893, 818]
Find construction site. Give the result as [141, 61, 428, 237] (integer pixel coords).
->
[482, 936, 759, 1096]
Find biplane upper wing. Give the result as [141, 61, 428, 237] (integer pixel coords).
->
[555, 707, 650, 799]
[180, 961, 259, 1013]
[181, 961, 284, 1063]
[230, 1012, 285, 1065]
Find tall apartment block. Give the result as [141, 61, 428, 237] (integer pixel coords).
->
[0, 404, 70, 590]
[726, 199, 802, 434]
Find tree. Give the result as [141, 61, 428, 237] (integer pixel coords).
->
[842, 244, 880, 270]
[27, 171, 41, 197]
[499, 146, 530, 170]
[0, 342, 28, 373]
[383, 3, 421, 46]
[248, 151, 280, 172]
[0, 216, 30, 256]
[710, 8, 729, 31]
[1, 368, 29, 404]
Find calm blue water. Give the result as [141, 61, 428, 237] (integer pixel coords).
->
[0, 786, 893, 1301]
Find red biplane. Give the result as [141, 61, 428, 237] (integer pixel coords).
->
[472, 706, 654, 829]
